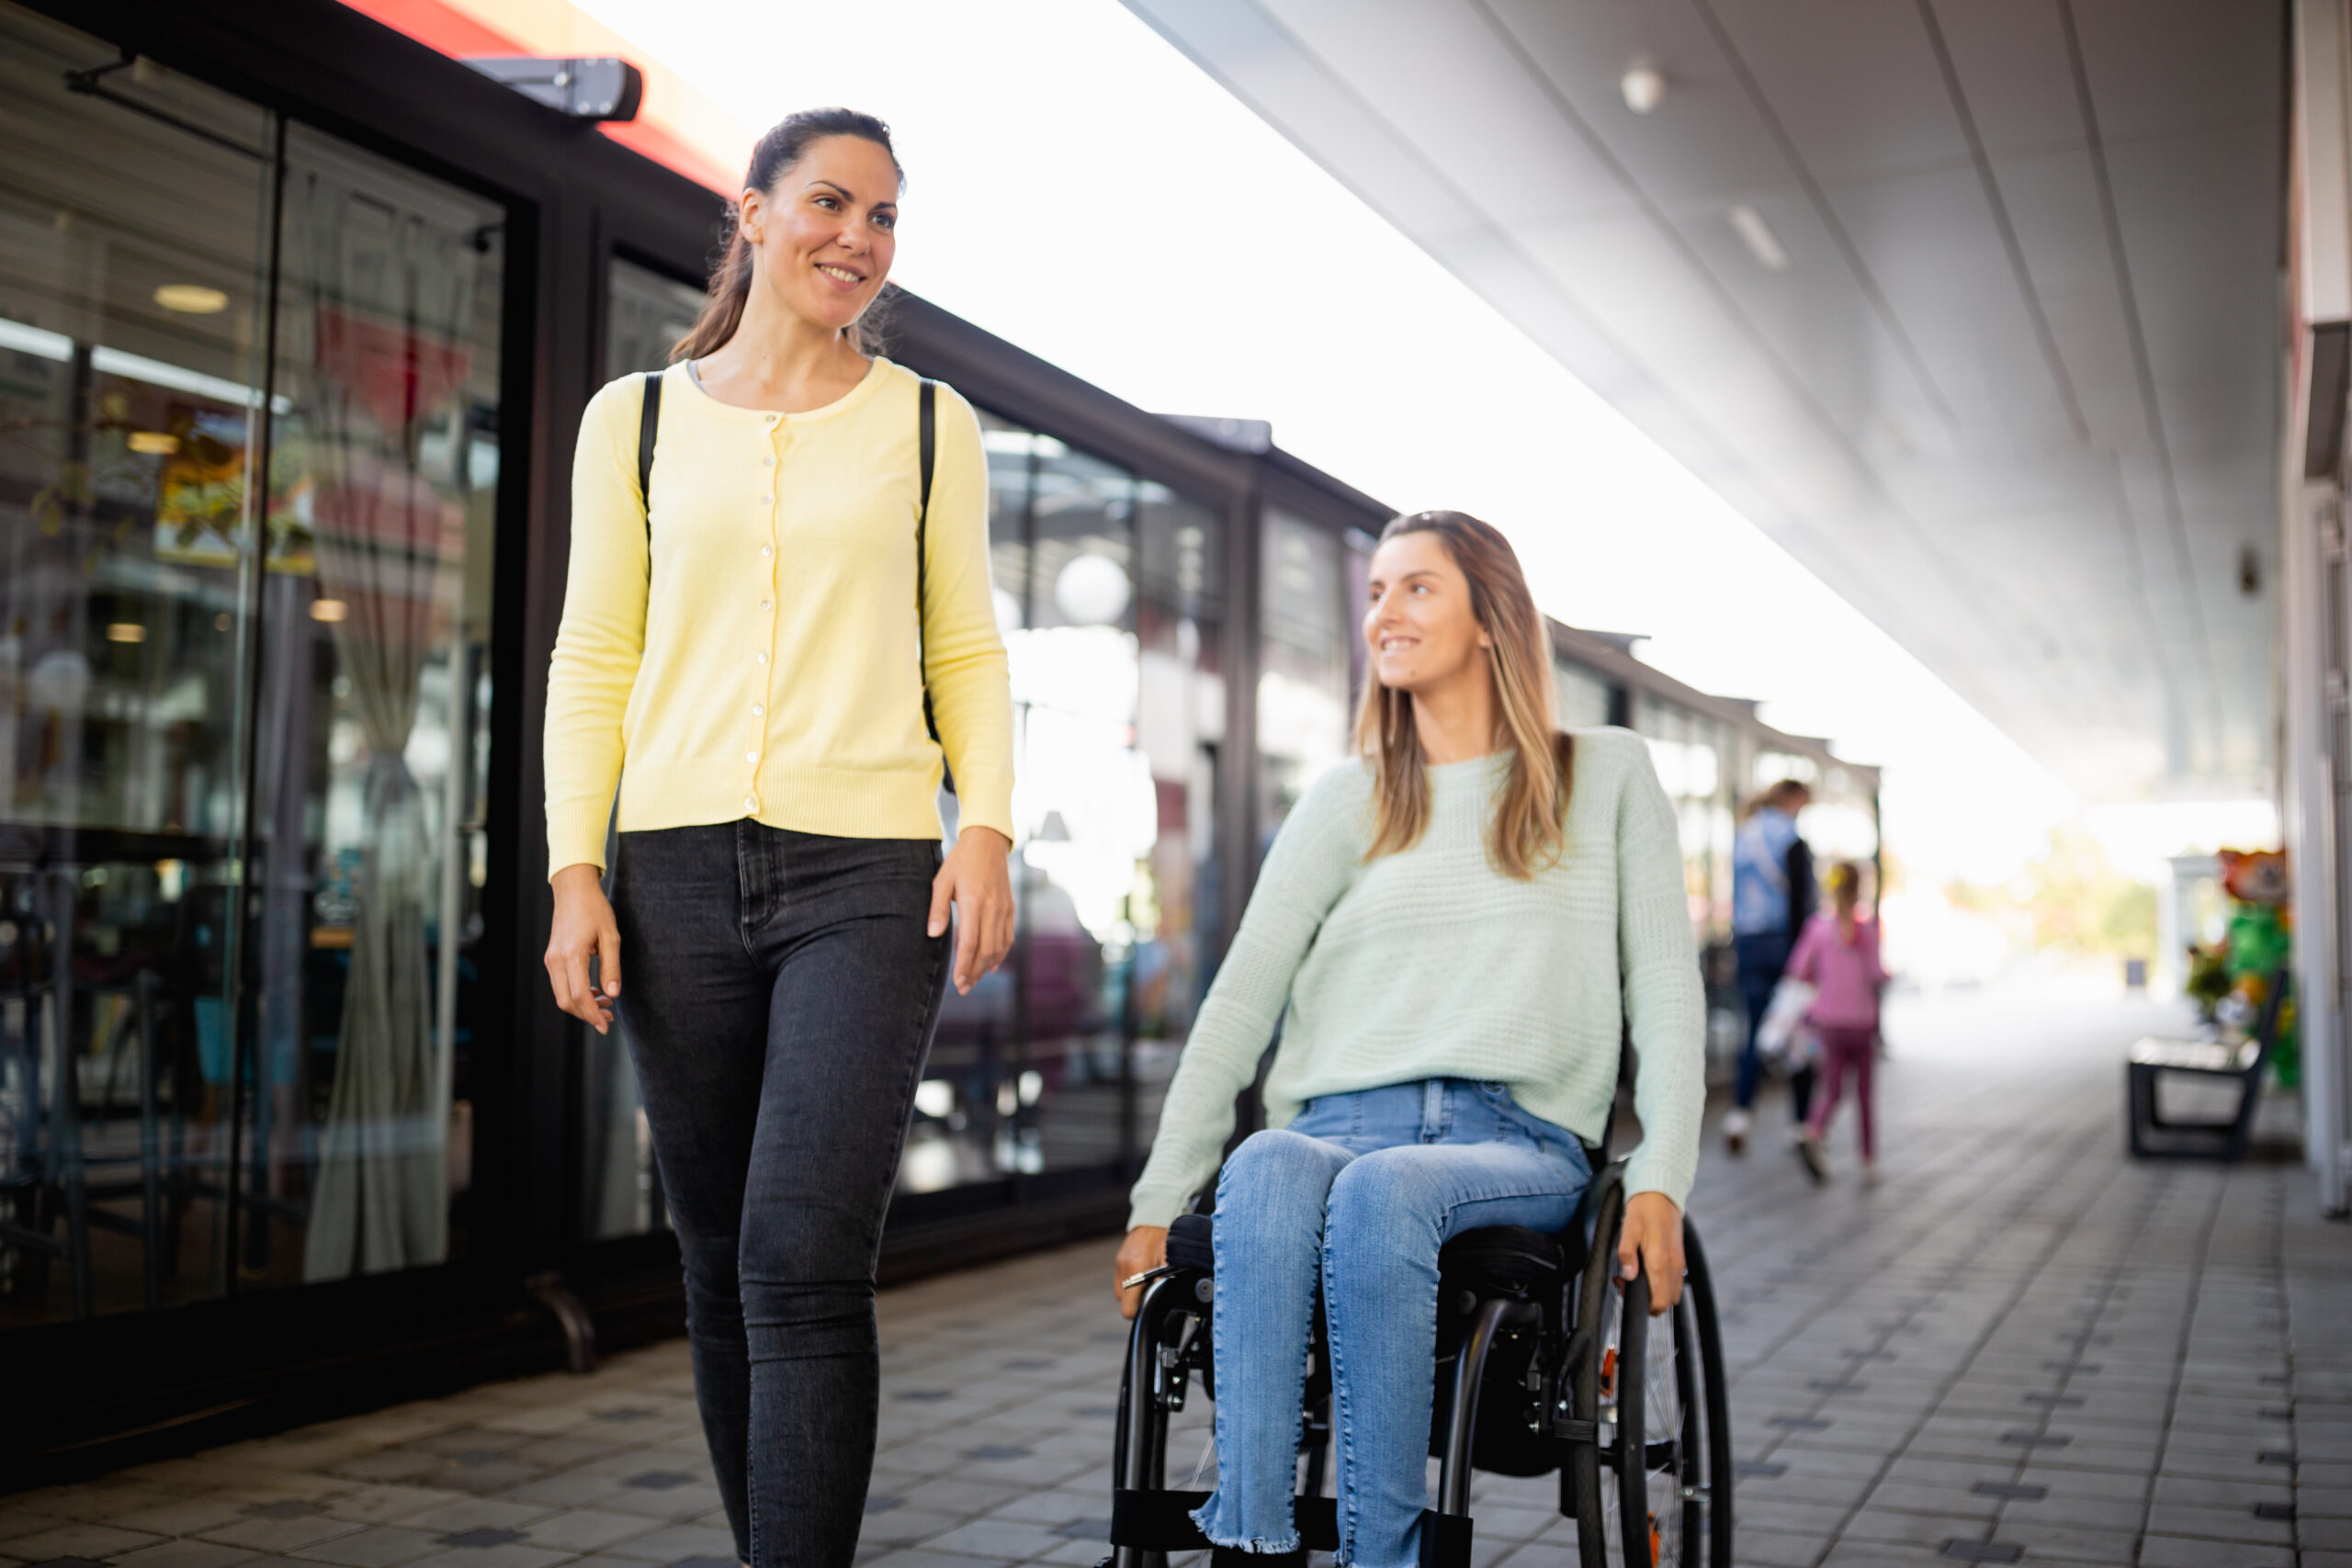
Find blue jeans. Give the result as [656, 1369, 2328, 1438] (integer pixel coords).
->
[613, 822, 948, 1568]
[1194, 1079, 1592, 1568]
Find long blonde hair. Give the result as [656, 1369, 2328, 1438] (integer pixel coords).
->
[1353, 511, 1573, 879]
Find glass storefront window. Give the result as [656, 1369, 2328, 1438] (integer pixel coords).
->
[902, 414, 1228, 1198]
[1131, 484, 1224, 1159]
[0, 6, 503, 1320]
[579, 257, 704, 1244]
[604, 256, 702, 385]
[1555, 658, 1615, 731]
[1257, 509, 1351, 850]
[1636, 694, 1729, 941]
[251, 127, 503, 1286]
[0, 10, 271, 1325]
[1799, 765, 1881, 866]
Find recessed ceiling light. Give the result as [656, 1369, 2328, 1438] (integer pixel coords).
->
[311, 598, 348, 623]
[106, 622, 147, 644]
[1622, 62, 1667, 115]
[1727, 204, 1791, 271]
[127, 431, 179, 456]
[153, 284, 228, 314]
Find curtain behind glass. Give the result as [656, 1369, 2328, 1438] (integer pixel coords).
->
[269, 130, 500, 1280]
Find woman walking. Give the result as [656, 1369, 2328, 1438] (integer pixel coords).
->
[542, 110, 1015, 1568]
[1112, 512, 1703, 1568]
[1723, 778, 1815, 1152]
[1792, 861, 1887, 1185]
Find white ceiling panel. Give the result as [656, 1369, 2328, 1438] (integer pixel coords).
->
[1118, 0, 2287, 798]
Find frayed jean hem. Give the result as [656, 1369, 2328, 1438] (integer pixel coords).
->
[1191, 1501, 1299, 1555]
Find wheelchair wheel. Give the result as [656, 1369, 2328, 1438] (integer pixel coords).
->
[1573, 1224, 1729, 1568]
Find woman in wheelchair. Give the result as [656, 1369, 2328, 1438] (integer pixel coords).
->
[1112, 511, 1704, 1568]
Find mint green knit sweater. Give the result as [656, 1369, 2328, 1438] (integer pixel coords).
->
[1125, 728, 1706, 1231]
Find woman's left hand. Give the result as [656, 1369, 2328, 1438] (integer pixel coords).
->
[930, 827, 1015, 995]
[1618, 1190, 1686, 1315]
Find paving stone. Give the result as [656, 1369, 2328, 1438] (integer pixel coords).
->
[373, 1506, 547, 1540]
[0, 1527, 170, 1561]
[594, 1523, 739, 1562]
[109, 1542, 265, 1568]
[2136, 1535, 2294, 1568]
[856, 1510, 965, 1549]
[396, 1548, 572, 1568]
[857, 1551, 1015, 1568]
[286, 1528, 446, 1568]
[198, 1519, 363, 1556]
[107, 1502, 257, 1538]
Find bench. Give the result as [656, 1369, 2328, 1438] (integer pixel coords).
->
[2126, 969, 2287, 1161]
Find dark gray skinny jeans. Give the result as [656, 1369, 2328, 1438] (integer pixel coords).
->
[612, 821, 948, 1568]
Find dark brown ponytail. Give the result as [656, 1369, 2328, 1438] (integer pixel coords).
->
[672, 107, 903, 362]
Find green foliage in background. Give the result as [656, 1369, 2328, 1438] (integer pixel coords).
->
[1948, 826, 2158, 958]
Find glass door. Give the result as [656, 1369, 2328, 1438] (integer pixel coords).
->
[0, 6, 272, 1323]
[247, 125, 503, 1285]
[0, 2, 507, 1319]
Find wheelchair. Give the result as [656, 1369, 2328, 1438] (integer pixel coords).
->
[1104, 1147, 1732, 1568]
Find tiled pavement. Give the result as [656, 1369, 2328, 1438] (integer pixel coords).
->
[3, 980, 2347, 1568]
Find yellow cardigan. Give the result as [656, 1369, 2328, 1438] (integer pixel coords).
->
[543, 357, 1014, 874]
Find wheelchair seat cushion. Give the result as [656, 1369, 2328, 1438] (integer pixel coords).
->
[1437, 1224, 1562, 1298]
[1166, 1211, 1216, 1273]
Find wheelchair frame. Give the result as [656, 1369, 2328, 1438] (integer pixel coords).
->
[1105, 1157, 1733, 1568]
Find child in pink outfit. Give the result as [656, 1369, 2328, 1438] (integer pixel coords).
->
[1788, 862, 1886, 1183]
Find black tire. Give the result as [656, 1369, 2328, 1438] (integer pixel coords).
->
[1579, 1217, 1728, 1568]
[1609, 1271, 1657, 1566]
[1684, 1224, 1734, 1568]
[1569, 1183, 1623, 1568]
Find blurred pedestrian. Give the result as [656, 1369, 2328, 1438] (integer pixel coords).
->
[1723, 778, 1814, 1153]
[1792, 862, 1887, 1185]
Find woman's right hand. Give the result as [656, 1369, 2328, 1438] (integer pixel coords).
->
[1114, 1225, 1168, 1320]
[546, 863, 621, 1034]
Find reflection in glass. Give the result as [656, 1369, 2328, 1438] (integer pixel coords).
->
[0, 7, 269, 1323]
[1257, 509, 1349, 850]
[1636, 694, 1727, 940]
[1555, 659, 1614, 731]
[1130, 486, 1224, 1149]
[578, 257, 704, 1243]
[604, 257, 702, 385]
[899, 414, 1229, 1198]
[255, 127, 502, 1282]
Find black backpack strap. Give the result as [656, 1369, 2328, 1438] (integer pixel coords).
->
[638, 369, 662, 570]
[917, 378, 949, 767]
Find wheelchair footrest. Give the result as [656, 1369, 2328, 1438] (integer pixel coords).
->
[1110, 1491, 1340, 1552]
[1110, 1489, 1212, 1551]
[1107, 1492, 1472, 1567]
[1419, 1510, 1474, 1568]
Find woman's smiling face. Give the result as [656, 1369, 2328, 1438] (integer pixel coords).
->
[1364, 529, 1490, 695]
[741, 133, 899, 336]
